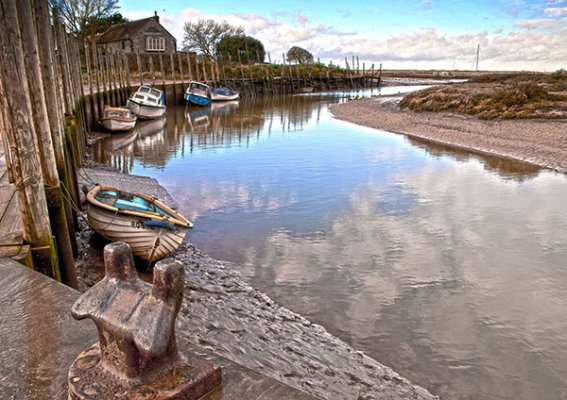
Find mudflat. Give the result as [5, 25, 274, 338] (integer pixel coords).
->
[330, 97, 567, 173]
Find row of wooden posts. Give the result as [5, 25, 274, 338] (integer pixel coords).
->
[0, 0, 88, 288]
[84, 46, 382, 125]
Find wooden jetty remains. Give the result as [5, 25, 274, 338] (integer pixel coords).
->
[0, 0, 381, 287]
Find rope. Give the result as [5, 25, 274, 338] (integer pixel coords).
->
[78, 168, 98, 186]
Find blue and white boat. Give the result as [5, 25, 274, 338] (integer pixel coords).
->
[211, 86, 239, 101]
[184, 81, 211, 106]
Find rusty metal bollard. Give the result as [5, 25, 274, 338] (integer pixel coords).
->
[68, 242, 222, 400]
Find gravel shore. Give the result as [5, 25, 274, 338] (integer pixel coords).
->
[330, 97, 567, 173]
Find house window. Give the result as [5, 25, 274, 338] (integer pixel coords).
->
[146, 36, 165, 52]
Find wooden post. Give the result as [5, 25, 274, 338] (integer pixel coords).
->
[83, 40, 96, 113]
[149, 54, 155, 86]
[91, 37, 103, 110]
[24, 0, 79, 287]
[238, 53, 245, 85]
[215, 56, 220, 84]
[178, 52, 185, 87]
[124, 53, 131, 93]
[201, 56, 208, 83]
[0, 0, 62, 280]
[35, 0, 79, 257]
[158, 52, 166, 89]
[136, 51, 143, 86]
[52, 8, 73, 113]
[169, 52, 177, 99]
[98, 47, 110, 105]
[186, 52, 194, 81]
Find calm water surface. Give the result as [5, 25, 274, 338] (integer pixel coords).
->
[93, 87, 567, 400]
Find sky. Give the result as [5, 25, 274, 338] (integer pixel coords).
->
[118, 0, 567, 72]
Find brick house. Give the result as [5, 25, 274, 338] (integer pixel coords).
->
[96, 13, 176, 54]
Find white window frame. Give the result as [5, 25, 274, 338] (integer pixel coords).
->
[146, 36, 165, 52]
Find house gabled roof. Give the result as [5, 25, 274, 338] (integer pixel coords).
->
[96, 16, 176, 44]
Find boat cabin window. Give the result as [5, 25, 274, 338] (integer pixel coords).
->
[147, 97, 156, 103]
[150, 89, 161, 98]
[139, 87, 151, 93]
[135, 94, 145, 100]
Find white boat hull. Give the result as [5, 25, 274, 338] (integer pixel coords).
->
[102, 118, 136, 132]
[127, 99, 166, 120]
[211, 93, 239, 101]
[87, 204, 188, 262]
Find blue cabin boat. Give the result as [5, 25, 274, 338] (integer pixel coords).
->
[184, 81, 211, 106]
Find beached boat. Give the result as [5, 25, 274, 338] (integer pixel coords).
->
[184, 81, 211, 106]
[126, 86, 166, 119]
[86, 185, 192, 262]
[211, 87, 239, 101]
[100, 106, 137, 132]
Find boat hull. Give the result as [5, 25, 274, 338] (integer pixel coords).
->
[87, 203, 188, 262]
[127, 99, 166, 119]
[101, 118, 136, 132]
[211, 93, 239, 101]
[184, 93, 210, 106]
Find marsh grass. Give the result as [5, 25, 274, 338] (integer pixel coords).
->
[400, 72, 567, 119]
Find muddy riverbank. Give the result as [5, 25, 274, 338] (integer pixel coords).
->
[330, 97, 567, 173]
[77, 167, 438, 400]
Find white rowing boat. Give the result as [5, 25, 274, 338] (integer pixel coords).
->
[86, 185, 192, 262]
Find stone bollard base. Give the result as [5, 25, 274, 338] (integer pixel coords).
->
[68, 344, 222, 400]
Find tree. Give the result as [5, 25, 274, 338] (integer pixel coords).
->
[49, 0, 119, 36]
[182, 19, 244, 57]
[83, 12, 128, 37]
[287, 46, 314, 65]
[216, 35, 265, 63]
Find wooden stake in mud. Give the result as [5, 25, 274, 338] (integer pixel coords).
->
[158, 52, 166, 89]
[186, 52, 194, 81]
[123, 53, 131, 93]
[149, 55, 155, 86]
[178, 52, 185, 88]
[136, 51, 143, 86]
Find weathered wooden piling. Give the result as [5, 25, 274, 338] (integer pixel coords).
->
[0, 0, 61, 280]
[16, 0, 78, 288]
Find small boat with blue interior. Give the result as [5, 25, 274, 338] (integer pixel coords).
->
[184, 81, 211, 106]
[211, 86, 239, 101]
[100, 106, 137, 132]
[126, 85, 166, 119]
[86, 185, 193, 262]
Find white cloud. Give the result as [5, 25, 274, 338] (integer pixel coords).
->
[123, 8, 567, 71]
[545, 7, 567, 16]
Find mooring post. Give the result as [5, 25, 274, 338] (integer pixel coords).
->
[178, 52, 185, 89]
[68, 242, 222, 399]
[17, 0, 78, 288]
[186, 52, 194, 82]
[0, 0, 61, 280]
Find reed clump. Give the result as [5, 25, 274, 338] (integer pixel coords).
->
[400, 72, 567, 119]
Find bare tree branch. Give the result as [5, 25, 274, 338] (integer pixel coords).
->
[182, 19, 244, 57]
[49, 0, 119, 36]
